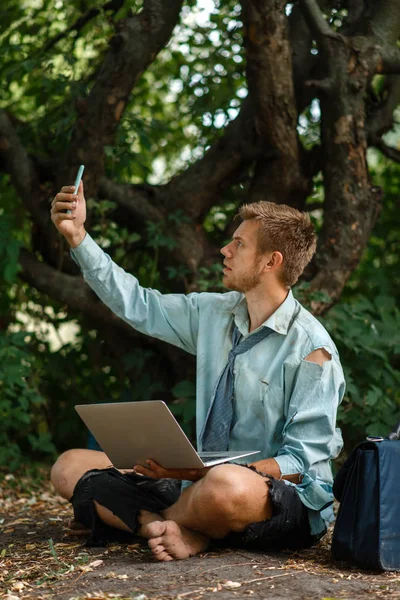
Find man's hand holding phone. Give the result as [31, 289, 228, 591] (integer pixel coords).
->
[51, 165, 87, 248]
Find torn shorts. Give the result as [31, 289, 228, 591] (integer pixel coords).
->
[70, 465, 326, 550]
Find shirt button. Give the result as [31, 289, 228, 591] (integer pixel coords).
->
[233, 369, 237, 375]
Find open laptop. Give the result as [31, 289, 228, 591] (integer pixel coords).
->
[75, 400, 260, 469]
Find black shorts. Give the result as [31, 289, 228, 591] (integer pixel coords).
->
[71, 465, 326, 551]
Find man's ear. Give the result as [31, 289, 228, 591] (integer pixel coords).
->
[264, 251, 283, 271]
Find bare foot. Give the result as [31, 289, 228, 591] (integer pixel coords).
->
[66, 519, 90, 536]
[67, 518, 89, 530]
[142, 520, 209, 561]
[137, 510, 164, 537]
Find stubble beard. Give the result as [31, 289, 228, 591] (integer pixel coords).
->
[223, 257, 263, 293]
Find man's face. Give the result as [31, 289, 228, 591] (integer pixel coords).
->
[220, 219, 266, 293]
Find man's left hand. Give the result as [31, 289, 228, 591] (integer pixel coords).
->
[133, 458, 210, 481]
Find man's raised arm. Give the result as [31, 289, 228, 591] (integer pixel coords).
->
[51, 180, 200, 354]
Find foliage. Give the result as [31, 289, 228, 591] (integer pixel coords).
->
[0, 193, 56, 467]
[324, 295, 400, 449]
[0, 330, 55, 469]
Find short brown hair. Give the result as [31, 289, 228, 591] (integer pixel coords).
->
[238, 201, 317, 287]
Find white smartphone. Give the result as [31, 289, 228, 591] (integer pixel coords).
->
[67, 165, 85, 214]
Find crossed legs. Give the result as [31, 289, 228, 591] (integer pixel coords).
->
[51, 449, 272, 560]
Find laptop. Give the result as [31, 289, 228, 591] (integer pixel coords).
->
[75, 400, 260, 469]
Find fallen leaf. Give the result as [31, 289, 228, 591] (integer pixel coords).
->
[224, 581, 242, 589]
[89, 559, 104, 568]
[25, 544, 36, 550]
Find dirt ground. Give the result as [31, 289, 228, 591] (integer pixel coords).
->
[1, 468, 399, 600]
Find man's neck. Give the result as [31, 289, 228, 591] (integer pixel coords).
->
[245, 285, 289, 333]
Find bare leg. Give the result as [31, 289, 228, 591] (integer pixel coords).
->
[141, 464, 272, 561]
[51, 452, 272, 561]
[51, 450, 161, 535]
[51, 449, 151, 534]
[51, 448, 113, 500]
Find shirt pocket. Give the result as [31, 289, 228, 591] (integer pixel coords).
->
[244, 378, 269, 421]
[262, 381, 286, 444]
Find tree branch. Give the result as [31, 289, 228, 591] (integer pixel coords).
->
[163, 98, 262, 220]
[0, 111, 47, 231]
[61, 0, 184, 199]
[366, 76, 400, 140]
[98, 175, 224, 277]
[289, 1, 316, 111]
[0, 111, 78, 272]
[373, 138, 400, 163]
[18, 249, 192, 378]
[368, 0, 400, 44]
[289, 1, 342, 112]
[376, 47, 400, 74]
[298, 4, 387, 314]
[39, 0, 125, 55]
[98, 177, 165, 223]
[240, 0, 311, 205]
[299, 0, 339, 47]
[19, 250, 131, 334]
[346, 0, 366, 26]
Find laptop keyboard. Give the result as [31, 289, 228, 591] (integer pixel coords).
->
[199, 454, 231, 462]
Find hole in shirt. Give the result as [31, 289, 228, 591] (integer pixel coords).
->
[305, 347, 331, 366]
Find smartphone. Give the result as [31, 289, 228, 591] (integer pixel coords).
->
[67, 165, 85, 214]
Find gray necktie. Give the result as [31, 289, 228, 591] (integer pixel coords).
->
[200, 323, 273, 451]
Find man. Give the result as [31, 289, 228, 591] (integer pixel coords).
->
[50, 180, 344, 561]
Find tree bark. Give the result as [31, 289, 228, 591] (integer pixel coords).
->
[241, 0, 311, 206]
[300, 0, 386, 313]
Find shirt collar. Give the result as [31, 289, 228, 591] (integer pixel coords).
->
[232, 290, 297, 336]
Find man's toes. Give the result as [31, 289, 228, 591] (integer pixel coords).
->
[142, 520, 166, 539]
[68, 519, 87, 530]
[148, 536, 163, 550]
[151, 544, 166, 555]
[153, 549, 173, 562]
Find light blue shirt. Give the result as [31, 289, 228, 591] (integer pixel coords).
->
[72, 233, 345, 535]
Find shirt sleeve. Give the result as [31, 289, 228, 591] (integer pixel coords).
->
[274, 356, 344, 477]
[71, 233, 200, 355]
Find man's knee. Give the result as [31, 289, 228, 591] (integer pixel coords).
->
[203, 465, 250, 499]
[51, 449, 84, 500]
[51, 448, 109, 500]
[199, 464, 270, 525]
